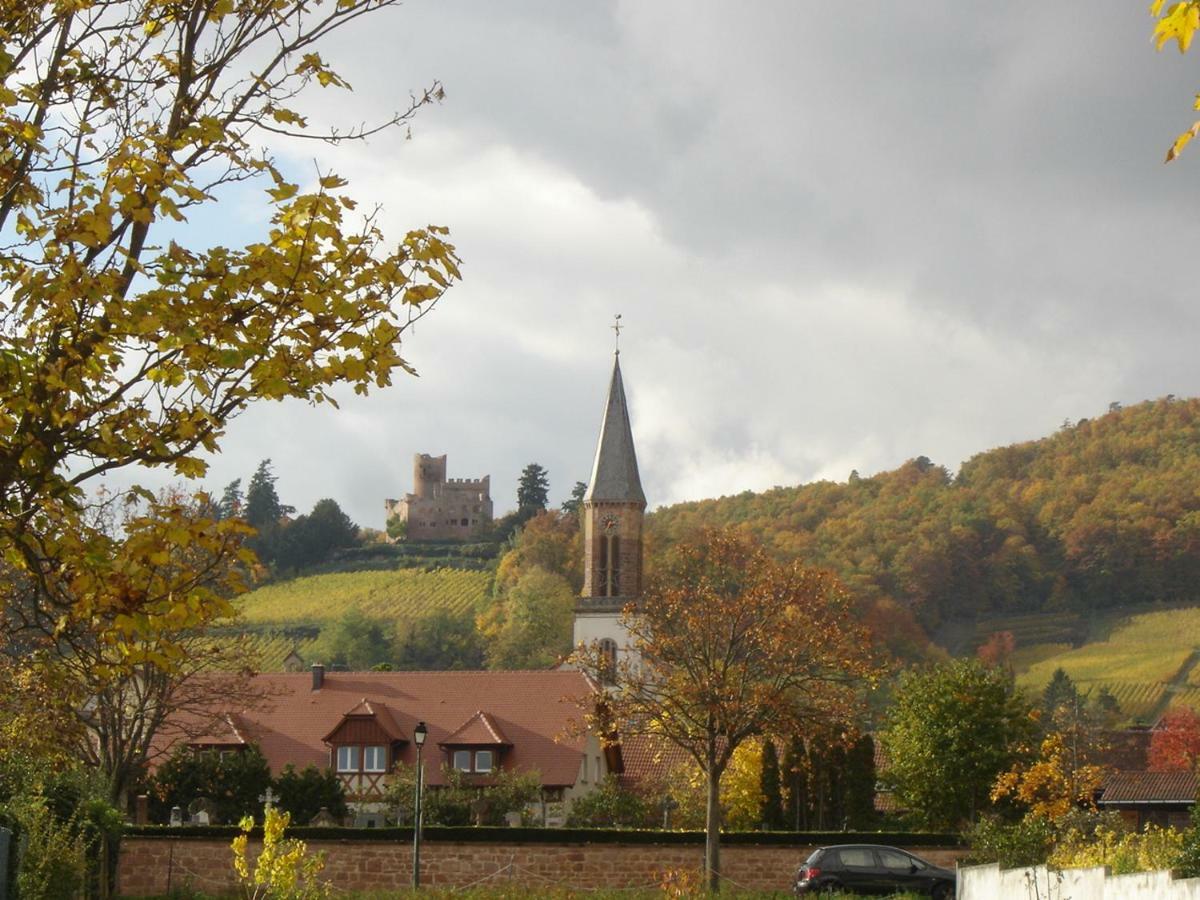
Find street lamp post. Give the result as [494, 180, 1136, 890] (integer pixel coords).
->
[412, 721, 427, 889]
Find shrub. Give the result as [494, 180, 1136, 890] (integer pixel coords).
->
[275, 765, 348, 826]
[384, 764, 543, 826]
[1049, 823, 1183, 875]
[964, 814, 1056, 868]
[231, 807, 328, 899]
[150, 745, 272, 825]
[565, 777, 654, 829]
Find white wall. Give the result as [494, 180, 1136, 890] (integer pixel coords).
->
[959, 863, 1200, 900]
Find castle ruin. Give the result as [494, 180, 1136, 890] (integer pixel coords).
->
[385, 454, 493, 542]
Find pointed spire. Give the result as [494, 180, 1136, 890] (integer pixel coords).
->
[584, 355, 646, 505]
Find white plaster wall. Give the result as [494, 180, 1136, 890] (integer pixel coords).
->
[960, 863, 1200, 900]
[572, 612, 636, 664]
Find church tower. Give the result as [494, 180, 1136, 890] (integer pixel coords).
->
[573, 350, 646, 673]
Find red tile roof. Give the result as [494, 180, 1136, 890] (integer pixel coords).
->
[158, 670, 597, 789]
[1099, 771, 1198, 804]
[617, 734, 691, 788]
[321, 699, 407, 743]
[440, 710, 511, 747]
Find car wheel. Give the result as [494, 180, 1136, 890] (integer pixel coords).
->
[931, 883, 954, 900]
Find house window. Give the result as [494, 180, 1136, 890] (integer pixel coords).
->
[460, 518, 468, 526]
[336, 745, 359, 772]
[474, 750, 493, 773]
[453, 750, 471, 771]
[363, 745, 387, 772]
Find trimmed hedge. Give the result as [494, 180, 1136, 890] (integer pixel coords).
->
[121, 824, 963, 847]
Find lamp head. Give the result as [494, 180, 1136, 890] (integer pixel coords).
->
[414, 721, 427, 746]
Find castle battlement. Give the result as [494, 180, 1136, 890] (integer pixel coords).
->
[385, 453, 493, 542]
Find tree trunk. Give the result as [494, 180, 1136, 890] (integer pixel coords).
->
[705, 761, 721, 892]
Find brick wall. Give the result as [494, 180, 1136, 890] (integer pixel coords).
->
[117, 835, 968, 896]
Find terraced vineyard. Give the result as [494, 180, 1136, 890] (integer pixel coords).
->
[201, 568, 495, 672]
[1015, 606, 1200, 723]
[235, 568, 492, 626]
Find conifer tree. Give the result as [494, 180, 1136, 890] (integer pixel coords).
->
[844, 734, 877, 830]
[217, 479, 243, 521]
[759, 738, 784, 830]
[782, 736, 804, 830]
[517, 463, 550, 516]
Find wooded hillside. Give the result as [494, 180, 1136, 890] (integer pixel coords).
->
[647, 397, 1200, 649]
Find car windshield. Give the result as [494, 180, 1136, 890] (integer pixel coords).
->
[804, 849, 823, 865]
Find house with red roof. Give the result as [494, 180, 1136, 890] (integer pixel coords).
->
[158, 666, 616, 822]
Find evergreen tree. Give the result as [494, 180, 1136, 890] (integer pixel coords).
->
[782, 736, 804, 830]
[561, 480, 588, 516]
[216, 478, 243, 520]
[244, 460, 288, 530]
[517, 463, 550, 516]
[759, 738, 784, 830]
[1042, 668, 1080, 719]
[844, 734, 877, 829]
[243, 459, 293, 565]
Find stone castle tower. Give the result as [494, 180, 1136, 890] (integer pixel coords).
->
[573, 352, 646, 672]
[384, 453, 493, 542]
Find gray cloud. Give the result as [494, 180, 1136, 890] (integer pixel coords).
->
[102, 1, 1200, 528]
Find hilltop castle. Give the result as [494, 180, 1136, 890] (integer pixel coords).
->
[384, 454, 493, 542]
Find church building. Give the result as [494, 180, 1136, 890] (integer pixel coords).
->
[573, 350, 646, 674]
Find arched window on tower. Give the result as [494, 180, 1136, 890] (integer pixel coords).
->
[608, 535, 620, 596]
[599, 638, 618, 684]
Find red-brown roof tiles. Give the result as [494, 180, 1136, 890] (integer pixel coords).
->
[440, 710, 511, 747]
[159, 670, 596, 789]
[1099, 771, 1198, 805]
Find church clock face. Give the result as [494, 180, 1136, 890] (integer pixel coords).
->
[601, 514, 619, 535]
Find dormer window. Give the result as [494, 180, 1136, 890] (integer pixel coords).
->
[440, 710, 512, 777]
[364, 745, 387, 772]
[451, 749, 493, 773]
[336, 746, 360, 772]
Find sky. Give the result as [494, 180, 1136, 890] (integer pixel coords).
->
[121, 1, 1200, 529]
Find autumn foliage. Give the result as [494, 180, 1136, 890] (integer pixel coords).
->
[1151, 0, 1200, 160]
[992, 733, 1106, 821]
[649, 399, 1200, 645]
[1149, 706, 1200, 772]
[0, 0, 459, 658]
[579, 528, 878, 889]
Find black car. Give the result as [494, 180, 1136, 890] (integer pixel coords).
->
[793, 844, 955, 898]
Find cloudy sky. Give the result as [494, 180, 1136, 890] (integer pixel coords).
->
[142, 1, 1200, 528]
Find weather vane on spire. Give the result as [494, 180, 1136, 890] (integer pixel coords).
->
[612, 313, 623, 355]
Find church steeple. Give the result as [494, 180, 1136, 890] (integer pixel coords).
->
[578, 350, 646, 612]
[574, 335, 647, 676]
[584, 356, 646, 506]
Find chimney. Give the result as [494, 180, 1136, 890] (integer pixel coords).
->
[311, 663, 325, 691]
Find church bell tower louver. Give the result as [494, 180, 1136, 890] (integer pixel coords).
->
[573, 344, 646, 672]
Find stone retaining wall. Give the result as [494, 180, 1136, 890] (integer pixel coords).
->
[118, 835, 968, 896]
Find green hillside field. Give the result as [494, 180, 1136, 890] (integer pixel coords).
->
[234, 567, 492, 626]
[1013, 606, 1200, 722]
[210, 567, 493, 671]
